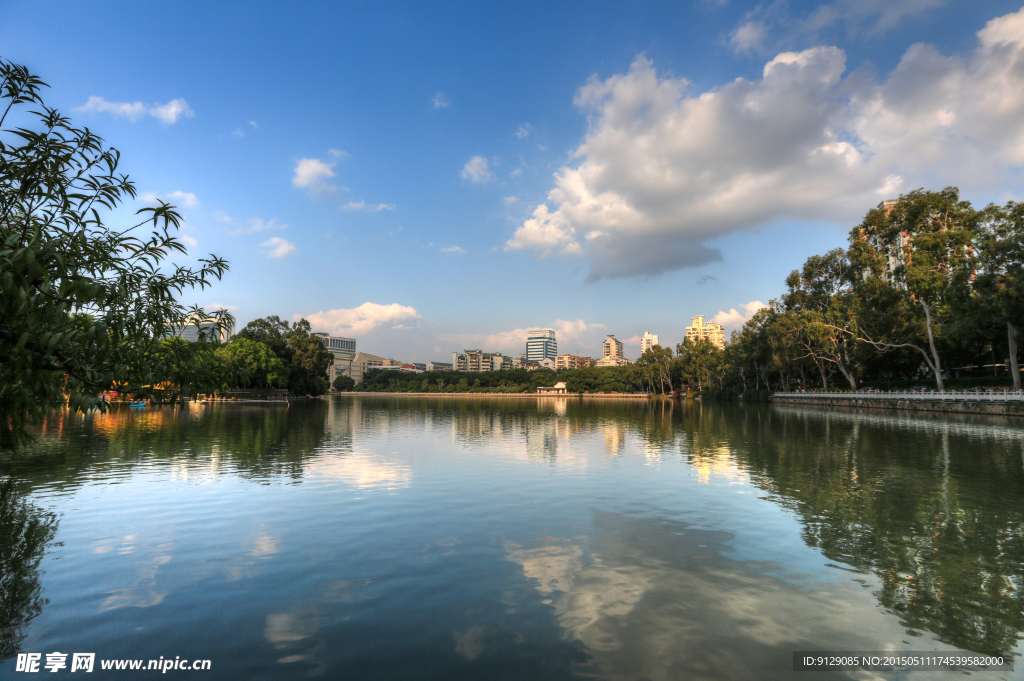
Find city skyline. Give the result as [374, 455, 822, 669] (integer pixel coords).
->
[4, 1, 1023, 361]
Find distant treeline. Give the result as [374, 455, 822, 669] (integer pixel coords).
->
[356, 366, 640, 394]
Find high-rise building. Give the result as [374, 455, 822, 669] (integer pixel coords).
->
[526, 329, 557, 362]
[640, 331, 659, 354]
[602, 335, 624, 359]
[685, 316, 725, 350]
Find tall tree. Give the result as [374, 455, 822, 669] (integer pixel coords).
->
[0, 60, 230, 450]
[849, 188, 976, 390]
[973, 202, 1024, 390]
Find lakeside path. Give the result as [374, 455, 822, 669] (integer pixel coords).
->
[331, 392, 653, 399]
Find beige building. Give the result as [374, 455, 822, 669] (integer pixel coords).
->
[537, 382, 568, 395]
[338, 352, 405, 385]
[685, 315, 725, 350]
[555, 354, 594, 370]
[602, 335, 624, 360]
[166, 314, 235, 343]
[453, 349, 505, 372]
[595, 356, 632, 367]
[640, 331, 659, 354]
[314, 332, 357, 385]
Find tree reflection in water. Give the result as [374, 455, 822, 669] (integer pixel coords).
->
[682, 402, 1024, 657]
[0, 479, 58, 662]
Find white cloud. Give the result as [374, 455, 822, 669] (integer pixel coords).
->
[440, 245, 465, 254]
[77, 96, 194, 124]
[461, 156, 493, 184]
[342, 201, 395, 212]
[731, 21, 767, 53]
[292, 157, 339, 194]
[139, 190, 200, 210]
[205, 303, 240, 312]
[712, 301, 768, 330]
[180, 234, 197, 248]
[249, 120, 259, 130]
[233, 218, 287, 236]
[434, 92, 450, 109]
[231, 128, 245, 138]
[303, 302, 421, 336]
[515, 124, 532, 139]
[507, 9, 1024, 279]
[260, 237, 296, 259]
[503, 196, 519, 206]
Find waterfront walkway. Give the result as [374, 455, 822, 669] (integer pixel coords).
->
[775, 390, 1024, 402]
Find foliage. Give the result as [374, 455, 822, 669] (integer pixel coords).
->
[216, 338, 288, 389]
[0, 60, 230, 450]
[332, 375, 355, 392]
[229, 317, 331, 396]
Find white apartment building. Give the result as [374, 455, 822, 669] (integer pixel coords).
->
[640, 331, 659, 354]
[526, 329, 558, 362]
[685, 316, 725, 350]
[453, 349, 505, 372]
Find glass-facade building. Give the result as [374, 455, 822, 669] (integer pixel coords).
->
[526, 329, 557, 362]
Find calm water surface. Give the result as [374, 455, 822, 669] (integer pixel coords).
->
[1, 397, 1023, 680]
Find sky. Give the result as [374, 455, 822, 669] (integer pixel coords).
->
[3, 0, 1024, 362]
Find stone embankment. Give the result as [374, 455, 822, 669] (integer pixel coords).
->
[773, 391, 1024, 417]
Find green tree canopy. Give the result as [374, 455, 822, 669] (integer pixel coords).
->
[0, 60, 230, 450]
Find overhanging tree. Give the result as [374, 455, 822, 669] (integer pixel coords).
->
[0, 60, 230, 450]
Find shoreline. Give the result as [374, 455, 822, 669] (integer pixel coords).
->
[330, 391, 654, 399]
[772, 394, 1024, 417]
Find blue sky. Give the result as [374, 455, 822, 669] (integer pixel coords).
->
[3, 0, 1024, 361]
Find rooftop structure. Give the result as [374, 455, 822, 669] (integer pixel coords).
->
[685, 316, 725, 350]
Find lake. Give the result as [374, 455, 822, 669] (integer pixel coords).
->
[1, 396, 1022, 680]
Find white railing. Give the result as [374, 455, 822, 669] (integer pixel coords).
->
[774, 390, 1024, 402]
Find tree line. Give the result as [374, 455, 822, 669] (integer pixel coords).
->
[668, 187, 1023, 397]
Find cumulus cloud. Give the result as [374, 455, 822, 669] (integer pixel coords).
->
[303, 303, 421, 336]
[260, 237, 296, 259]
[712, 301, 768, 330]
[440, 245, 465, 254]
[434, 92, 450, 109]
[342, 201, 395, 212]
[233, 218, 287, 236]
[139, 190, 200, 209]
[180, 234, 197, 248]
[507, 8, 1024, 279]
[443, 319, 607, 355]
[461, 156, 493, 184]
[293, 157, 339, 194]
[76, 96, 194, 124]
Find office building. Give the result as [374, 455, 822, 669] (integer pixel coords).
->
[314, 332, 357, 385]
[526, 329, 558, 362]
[453, 349, 505, 372]
[165, 315, 235, 344]
[640, 331, 659, 354]
[685, 316, 725, 350]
